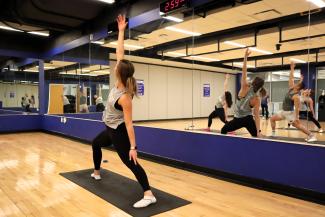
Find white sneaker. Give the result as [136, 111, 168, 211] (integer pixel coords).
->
[133, 195, 157, 208]
[271, 131, 276, 137]
[91, 173, 101, 180]
[319, 129, 324, 133]
[306, 135, 317, 143]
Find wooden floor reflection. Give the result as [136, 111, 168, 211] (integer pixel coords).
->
[135, 118, 325, 142]
[0, 132, 324, 216]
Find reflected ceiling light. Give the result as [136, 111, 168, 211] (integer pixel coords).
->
[249, 47, 273, 55]
[290, 58, 307, 63]
[224, 41, 246, 48]
[224, 41, 273, 54]
[109, 42, 144, 49]
[162, 16, 183, 23]
[191, 55, 220, 62]
[307, 0, 325, 7]
[0, 25, 23, 32]
[165, 26, 201, 36]
[28, 31, 49, 37]
[166, 51, 185, 56]
[91, 41, 104, 45]
[97, 0, 115, 4]
[79, 69, 90, 72]
[233, 62, 255, 68]
[24, 69, 38, 72]
[36, 66, 55, 69]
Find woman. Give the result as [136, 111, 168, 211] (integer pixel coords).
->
[206, 74, 233, 131]
[91, 15, 156, 208]
[261, 93, 269, 119]
[221, 48, 266, 137]
[270, 62, 317, 142]
[300, 89, 323, 133]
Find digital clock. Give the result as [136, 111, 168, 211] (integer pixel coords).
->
[160, 0, 190, 15]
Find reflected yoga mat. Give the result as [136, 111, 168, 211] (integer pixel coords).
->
[277, 127, 320, 133]
[60, 169, 191, 217]
[267, 136, 325, 145]
[195, 128, 249, 135]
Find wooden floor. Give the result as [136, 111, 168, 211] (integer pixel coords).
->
[0, 132, 324, 217]
[136, 118, 325, 142]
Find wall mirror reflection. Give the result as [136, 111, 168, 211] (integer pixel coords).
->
[0, 59, 39, 114]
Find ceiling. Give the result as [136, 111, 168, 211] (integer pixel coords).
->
[102, 0, 325, 70]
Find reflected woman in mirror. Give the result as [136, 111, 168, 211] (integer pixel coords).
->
[270, 62, 317, 142]
[91, 14, 156, 208]
[221, 48, 266, 137]
[206, 74, 232, 131]
[300, 89, 323, 133]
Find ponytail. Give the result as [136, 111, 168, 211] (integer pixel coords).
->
[126, 76, 137, 97]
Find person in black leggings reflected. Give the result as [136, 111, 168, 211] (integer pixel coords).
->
[91, 15, 156, 208]
[206, 74, 233, 131]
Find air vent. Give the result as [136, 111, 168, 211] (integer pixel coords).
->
[252, 9, 282, 21]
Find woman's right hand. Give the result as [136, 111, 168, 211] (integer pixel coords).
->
[117, 14, 128, 31]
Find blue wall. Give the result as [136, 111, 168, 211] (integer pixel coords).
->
[40, 115, 325, 195]
[0, 113, 324, 196]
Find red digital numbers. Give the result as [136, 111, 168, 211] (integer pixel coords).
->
[162, 0, 187, 13]
[165, 2, 169, 12]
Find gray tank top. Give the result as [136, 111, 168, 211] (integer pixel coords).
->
[282, 89, 295, 111]
[102, 87, 126, 129]
[216, 95, 224, 108]
[234, 87, 256, 118]
[300, 96, 308, 112]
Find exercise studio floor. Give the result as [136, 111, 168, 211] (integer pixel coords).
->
[135, 118, 325, 142]
[0, 132, 324, 217]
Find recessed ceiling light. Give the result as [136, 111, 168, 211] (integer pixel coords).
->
[165, 26, 201, 36]
[109, 42, 144, 49]
[166, 51, 186, 56]
[0, 25, 23, 32]
[249, 47, 273, 55]
[224, 41, 246, 48]
[306, 0, 325, 8]
[191, 55, 220, 62]
[224, 41, 273, 54]
[97, 0, 115, 4]
[162, 16, 184, 23]
[233, 62, 255, 68]
[290, 58, 307, 63]
[91, 41, 105, 45]
[28, 31, 49, 37]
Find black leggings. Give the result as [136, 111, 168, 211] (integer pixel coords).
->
[221, 115, 257, 137]
[300, 111, 321, 129]
[261, 104, 269, 119]
[92, 123, 150, 192]
[208, 107, 227, 127]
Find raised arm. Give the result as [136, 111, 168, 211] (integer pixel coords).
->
[238, 49, 251, 97]
[289, 61, 295, 89]
[241, 48, 251, 86]
[224, 74, 229, 92]
[116, 15, 128, 62]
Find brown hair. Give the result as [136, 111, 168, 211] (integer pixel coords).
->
[260, 87, 267, 98]
[252, 77, 264, 93]
[116, 59, 137, 97]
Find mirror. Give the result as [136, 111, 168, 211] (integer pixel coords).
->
[0, 59, 39, 114]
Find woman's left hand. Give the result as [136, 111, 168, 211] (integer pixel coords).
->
[129, 150, 138, 165]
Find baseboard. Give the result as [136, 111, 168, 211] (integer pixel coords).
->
[39, 130, 325, 205]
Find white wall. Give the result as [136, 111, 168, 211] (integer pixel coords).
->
[110, 61, 236, 121]
[0, 83, 39, 108]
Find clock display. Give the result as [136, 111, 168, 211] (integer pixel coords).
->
[160, 0, 190, 14]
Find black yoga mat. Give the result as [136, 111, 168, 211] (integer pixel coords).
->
[60, 169, 191, 217]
